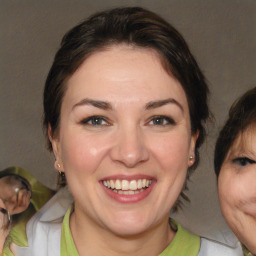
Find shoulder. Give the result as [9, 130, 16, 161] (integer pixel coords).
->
[160, 220, 200, 256]
[198, 237, 243, 256]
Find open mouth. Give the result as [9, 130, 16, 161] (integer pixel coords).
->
[102, 179, 152, 195]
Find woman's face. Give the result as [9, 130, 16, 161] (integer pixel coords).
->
[51, 45, 197, 236]
[218, 127, 256, 253]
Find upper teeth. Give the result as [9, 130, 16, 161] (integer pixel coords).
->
[103, 179, 152, 191]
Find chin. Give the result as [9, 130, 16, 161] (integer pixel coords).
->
[109, 224, 149, 238]
[104, 213, 153, 237]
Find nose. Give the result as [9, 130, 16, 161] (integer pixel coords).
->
[110, 126, 149, 168]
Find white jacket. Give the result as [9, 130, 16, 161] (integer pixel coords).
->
[14, 187, 243, 256]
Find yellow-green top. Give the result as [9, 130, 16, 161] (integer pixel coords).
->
[61, 207, 200, 256]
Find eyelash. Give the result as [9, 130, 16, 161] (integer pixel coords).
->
[232, 157, 256, 167]
[79, 115, 176, 127]
[80, 116, 110, 126]
[148, 115, 176, 126]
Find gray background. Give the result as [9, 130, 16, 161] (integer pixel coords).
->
[1, 0, 255, 244]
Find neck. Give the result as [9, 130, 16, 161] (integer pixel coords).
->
[242, 243, 256, 256]
[70, 209, 175, 256]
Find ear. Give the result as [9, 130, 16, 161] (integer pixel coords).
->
[188, 130, 199, 167]
[48, 124, 64, 172]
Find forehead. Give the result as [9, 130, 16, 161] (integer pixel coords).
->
[0, 176, 9, 185]
[229, 125, 256, 155]
[0, 176, 13, 184]
[64, 45, 188, 109]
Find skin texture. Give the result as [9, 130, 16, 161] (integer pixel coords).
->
[0, 198, 7, 229]
[0, 189, 9, 250]
[51, 45, 197, 256]
[0, 208, 9, 254]
[218, 127, 256, 254]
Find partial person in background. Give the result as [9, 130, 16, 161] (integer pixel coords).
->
[0, 166, 54, 256]
[15, 6, 242, 256]
[215, 87, 256, 256]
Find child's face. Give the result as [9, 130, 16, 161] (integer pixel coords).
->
[0, 176, 31, 215]
[0, 197, 5, 209]
[0, 177, 16, 211]
[218, 126, 256, 254]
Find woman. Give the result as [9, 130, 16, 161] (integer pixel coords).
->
[215, 87, 256, 256]
[16, 7, 241, 256]
[0, 166, 54, 256]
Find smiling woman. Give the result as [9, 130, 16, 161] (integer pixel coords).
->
[53, 46, 194, 239]
[215, 87, 256, 255]
[13, 6, 242, 256]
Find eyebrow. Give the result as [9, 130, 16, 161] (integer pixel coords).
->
[72, 98, 112, 110]
[72, 97, 184, 112]
[145, 98, 184, 112]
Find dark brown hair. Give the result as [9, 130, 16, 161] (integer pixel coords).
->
[214, 87, 256, 177]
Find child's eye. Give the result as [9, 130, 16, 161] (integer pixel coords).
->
[148, 116, 175, 126]
[232, 157, 256, 166]
[0, 207, 7, 214]
[80, 116, 109, 126]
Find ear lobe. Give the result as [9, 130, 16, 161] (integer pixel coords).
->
[188, 130, 199, 166]
[48, 125, 63, 172]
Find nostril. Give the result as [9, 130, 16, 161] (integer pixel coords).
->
[109, 129, 150, 167]
[112, 150, 149, 168]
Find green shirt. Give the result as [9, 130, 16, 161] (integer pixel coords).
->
[242, 244, 255, 256]
[61, 207, 200, 256]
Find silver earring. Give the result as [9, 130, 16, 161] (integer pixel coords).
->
[189, 156, 193, 160]
[55, 161, 61, 169]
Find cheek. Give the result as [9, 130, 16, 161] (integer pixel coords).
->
[236, 174, 256, 215]
[60, 131, 111, 175]
[0, 198, 5, 209]
[219, 171, 256, 213]
[149, 132, 191, 170]
[0, 187, 13, 202]
[219, 172, 241, 209]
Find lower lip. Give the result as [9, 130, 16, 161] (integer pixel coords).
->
[101, 181, 156, 203]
